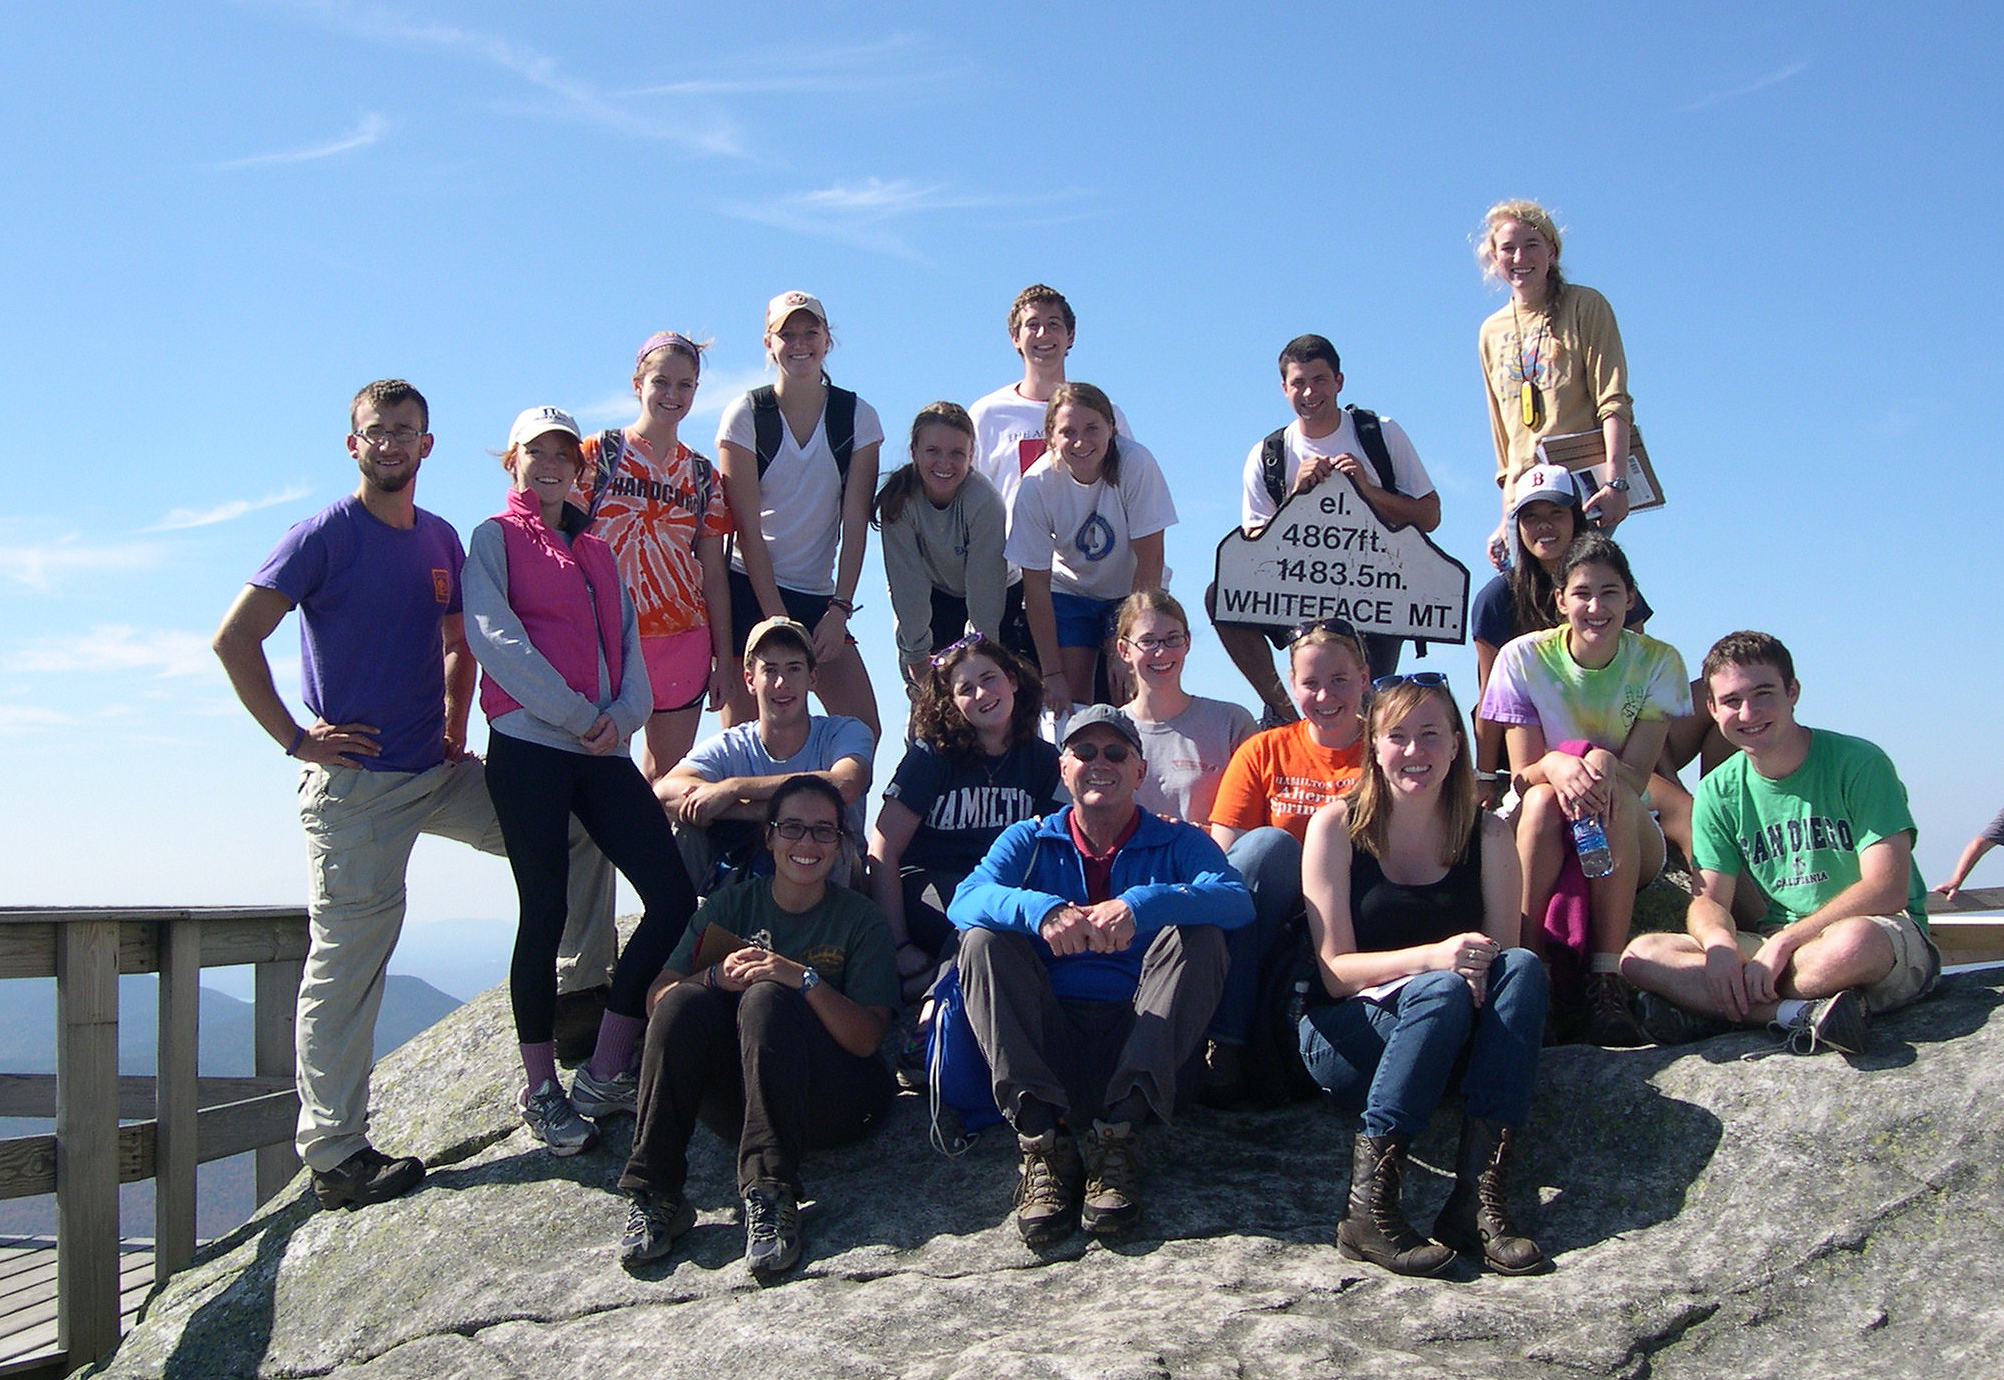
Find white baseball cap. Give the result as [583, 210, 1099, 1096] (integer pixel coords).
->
[507, 405, 581, 451]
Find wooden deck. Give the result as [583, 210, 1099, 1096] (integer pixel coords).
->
[0, 1238, 153, 1378]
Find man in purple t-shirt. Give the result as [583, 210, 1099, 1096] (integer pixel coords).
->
[214, 379, 611, 1209]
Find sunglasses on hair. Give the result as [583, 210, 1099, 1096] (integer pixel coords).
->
[929, 632, 984, 668]
[1287, 617, 1359, 645]
[1372, 672, 1449, 692]
[770, 820, 843, 844]
[1063, 741, 1134, 764]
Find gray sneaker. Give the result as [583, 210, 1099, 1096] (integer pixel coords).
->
[1780, 989, 1868, 1056]
[1635, 991, 1729, 1047]
[570, 1064, 638, 1119]
[619, 1190, 696, 1266]
[743, 1186, 801, 1274]
[520, 1079, 599, 1156]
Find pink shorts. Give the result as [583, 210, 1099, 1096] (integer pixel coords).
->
[642, 628, 713, 713]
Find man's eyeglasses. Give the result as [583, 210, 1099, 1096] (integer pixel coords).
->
[1287, 617, 1359, 646]
[353, 425, 425, 447]
[1064, 741, 1134, 764]
[770, 820, 842, 843]
[1120, 633, 1189, 654]
[1372, 672, 1449, 692]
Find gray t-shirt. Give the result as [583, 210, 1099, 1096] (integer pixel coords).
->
[1980, 804, 2004, 847]
[1129, 696, 1258, 825]
[680, 714, 876, 840]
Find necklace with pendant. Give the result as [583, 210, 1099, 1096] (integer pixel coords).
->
[1511, 302, 1548, 430]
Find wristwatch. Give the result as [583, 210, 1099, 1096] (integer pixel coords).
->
[1606, 478, 1631, 493]
[798, 966, 821, 993]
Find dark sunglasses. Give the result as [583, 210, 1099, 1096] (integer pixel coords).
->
[1287, 616, 1360, 646]
[1064, 741, 1134, 764]
[1372, 672, 1449, 692]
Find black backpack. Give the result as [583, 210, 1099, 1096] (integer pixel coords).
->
[1260, 405, 1396, 509]
[749, 384, 858, 480]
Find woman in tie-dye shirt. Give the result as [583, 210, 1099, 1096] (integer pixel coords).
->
[1478, 534, 1688, 1045]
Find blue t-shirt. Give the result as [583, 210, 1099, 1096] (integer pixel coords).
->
[251, 497, 465, 774]
[681, 714, 877, 840]
[882, 738, 1064, 875]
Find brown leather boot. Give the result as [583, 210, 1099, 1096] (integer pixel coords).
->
[1337, 1132, 1456, 1277]
[1432, 1117, 1545, 1275]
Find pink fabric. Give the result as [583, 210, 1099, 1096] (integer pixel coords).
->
[1541, 738, 1598, 1003]
[479, 488, 626, 722]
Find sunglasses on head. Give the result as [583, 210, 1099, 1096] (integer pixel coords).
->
[929, 632, 984, 668]
[1287, 616, 1360, 646]
[1063, 741, 1134, 764]
[1372, 672, 1449, 692]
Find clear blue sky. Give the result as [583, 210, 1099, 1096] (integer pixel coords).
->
[4, 4, 2001, 977]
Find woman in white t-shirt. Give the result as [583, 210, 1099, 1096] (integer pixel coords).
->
[1004, 381, 1178, 715]
[1477, 533, 1689, 1047]
[716, 291, 883, 742]
[1115, 588, 1255, 826]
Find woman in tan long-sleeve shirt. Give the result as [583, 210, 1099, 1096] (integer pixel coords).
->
[1476, 200, 1635, 568]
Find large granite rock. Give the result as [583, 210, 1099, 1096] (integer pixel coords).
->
[84, 969, 2004, 1380]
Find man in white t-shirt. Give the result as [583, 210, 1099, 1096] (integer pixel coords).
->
[1209, 335, 1441, 721]
[968, 284, 1133, 515]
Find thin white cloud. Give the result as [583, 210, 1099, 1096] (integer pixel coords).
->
[0, 705, 69, 734]
[719, 178, 1024, 259]
[621, 36, 927, 98]
[217, 113, 386, 170]
[12, 626, 218, 679]
[0, 538, 158, 590]
[145, 485, 313, 532]
[1678, 61, 1809, 113]
[255, 1, 744, 156]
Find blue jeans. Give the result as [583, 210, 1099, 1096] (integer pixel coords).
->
[1210, 827, 1302, 1043]
[1297, 947, 1547, 1137]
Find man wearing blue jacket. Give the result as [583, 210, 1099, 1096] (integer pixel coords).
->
[949, 704, 1253, 1242]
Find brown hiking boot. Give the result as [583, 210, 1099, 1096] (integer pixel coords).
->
[1337, 1132, 1455, 1277]
[1432, 1118, 1545, 1275]
[313, 1145, 425, 1211]
[1584, 971, 1648, 1048]
[1081, 1121, 1142, 1235]
[1013, 1130, 1082, 1243]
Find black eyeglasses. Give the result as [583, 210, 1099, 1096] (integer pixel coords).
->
[1372, 672, 1449, 692]
[1287, 617, 1359, 645]
[352, 425, 425, 447]
[928, 632, 984, 668]
[1064, 741, 1134, 764]
[770, 820, 843, 843]
[1120, 632, 1189, 653]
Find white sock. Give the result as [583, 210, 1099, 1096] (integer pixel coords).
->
[1589, 951, 1622, 975]
[1774, 998, 1809, 1028]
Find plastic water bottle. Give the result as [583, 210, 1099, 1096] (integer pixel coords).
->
[1571, 815, 1614, 878]
[1287, 977, 1311, 1026]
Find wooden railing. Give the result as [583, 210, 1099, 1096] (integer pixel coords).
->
[1927, 885, 2004, 965]
[0, 907, 308, 1371]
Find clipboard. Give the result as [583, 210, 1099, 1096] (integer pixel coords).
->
[690, 923, 753, 970]
[1535, 425, 1666, 512]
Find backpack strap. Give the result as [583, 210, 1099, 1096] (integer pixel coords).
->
[583, 429, 624, 522]
[1259, 428, 1289, 510]
[1344, 405, 1398, 493]
[749, 386, 782, 479]
[826, 386, 858, 480]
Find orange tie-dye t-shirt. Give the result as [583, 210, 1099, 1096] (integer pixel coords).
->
[579, 430, 734, 640]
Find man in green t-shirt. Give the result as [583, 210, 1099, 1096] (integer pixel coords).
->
[1619, 632, 1940, 1054]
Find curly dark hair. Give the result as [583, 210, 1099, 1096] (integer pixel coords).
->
[910, 636, 1043, 757]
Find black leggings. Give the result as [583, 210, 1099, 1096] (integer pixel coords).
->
[485, 732, 697, 1044]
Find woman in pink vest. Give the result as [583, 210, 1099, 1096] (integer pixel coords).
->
[465, 406, 698, 1158]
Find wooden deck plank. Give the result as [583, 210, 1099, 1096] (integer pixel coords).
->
[0, 1241, 152, 1372]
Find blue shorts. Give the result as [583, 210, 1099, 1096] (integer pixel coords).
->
[1051, 591, 1120, 650]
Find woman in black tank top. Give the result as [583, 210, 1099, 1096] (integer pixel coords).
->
[1298, 676, 1550, 1278]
